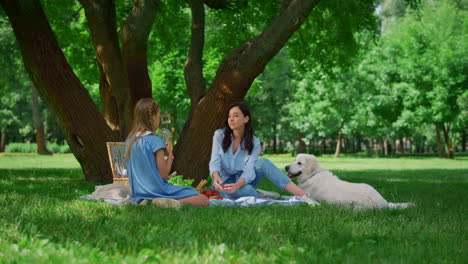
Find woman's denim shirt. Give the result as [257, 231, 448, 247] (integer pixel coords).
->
[209, 128, 261, 184]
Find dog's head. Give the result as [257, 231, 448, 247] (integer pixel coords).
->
[285, 154, 320, 179]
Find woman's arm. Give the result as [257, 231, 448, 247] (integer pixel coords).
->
[155, 144, 174, 180]
[224, 138, 261, 193]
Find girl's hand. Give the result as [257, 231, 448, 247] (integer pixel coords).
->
[212, 174, 223, 190]
[165, 143, 173, 158]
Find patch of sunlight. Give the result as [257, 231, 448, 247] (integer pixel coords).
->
[382, 178, 446, 183]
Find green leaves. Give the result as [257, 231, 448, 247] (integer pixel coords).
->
[168, 175, 195, 187]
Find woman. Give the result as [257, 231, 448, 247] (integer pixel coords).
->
[125, 98, 208, 207]
[209, 103, 317, 203]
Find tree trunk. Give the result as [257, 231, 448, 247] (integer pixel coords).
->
[334, 121, 344, 158]
[175, 0, 207, 169]
[356, 134, 362, 152]
[31, 85, 51, 155]
[273, 122, 277, 153]
[184, 0, 206, 121]
[296, 132, 306, 154]
[173, 0, 320, 182]
[321, 139, 326, 154]
[1, 0, 117, 182]
[398, 138, 405, 154]
[0, 129, 6, 152]
[442, 123, 454, 159]
[462, 128, 467, 152]
[383, 139, 388, 156]
[386, 134, 394, 156]
[79, 0, 132, 138]
[120, 0, 158, 108]
[435, 123, 446, 158]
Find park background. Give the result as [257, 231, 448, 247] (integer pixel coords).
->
[0, 0, 467, 263]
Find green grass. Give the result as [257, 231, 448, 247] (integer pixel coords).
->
[0, 154, 467, 263]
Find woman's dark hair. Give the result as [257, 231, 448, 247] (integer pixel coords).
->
[222, 103, 254, 155]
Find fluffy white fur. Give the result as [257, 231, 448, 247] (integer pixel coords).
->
[285, 154, 415, 210]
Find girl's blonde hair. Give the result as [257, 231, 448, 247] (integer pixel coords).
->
[125, 98, 160, 160]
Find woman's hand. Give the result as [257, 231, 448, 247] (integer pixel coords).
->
[222, 178, 245, 193]
[212, 172, 223, 190]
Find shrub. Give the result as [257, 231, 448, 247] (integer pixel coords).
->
[47, 142, 71, 153]
[5, 143, 37, 153]
[4, 142, 71, 154]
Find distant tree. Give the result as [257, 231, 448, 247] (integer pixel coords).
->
[381, 0, 468, 158]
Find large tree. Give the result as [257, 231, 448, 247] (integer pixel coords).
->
[1, 0, 376, 183]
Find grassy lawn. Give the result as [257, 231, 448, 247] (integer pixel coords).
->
[0, 154, 467, 263]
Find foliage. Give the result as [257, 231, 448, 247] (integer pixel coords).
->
[0, 14, 31, 138]
[0, 8, 67, 144]
[382, 0, 467, 128]
[0, 154, 467, 263]
[281, 0, 467, 156]
[168, 175, 195, 187]
[245, 51, 298, 152]
[288, 0, 379, 74]
[5, 142, 70, 153]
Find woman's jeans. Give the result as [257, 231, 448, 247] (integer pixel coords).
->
[219, 158, 291, 200]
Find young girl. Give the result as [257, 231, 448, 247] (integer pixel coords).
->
[209, 103, 318, 204]
[125, 98, 208, 207]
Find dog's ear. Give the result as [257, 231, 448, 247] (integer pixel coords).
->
[305, 154, 318, 172]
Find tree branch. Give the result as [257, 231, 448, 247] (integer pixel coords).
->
[203, 0, 231, 9]
[79, 0, 131, 137]
[184, 0, 206, 113]
[120, 0, 159, 107]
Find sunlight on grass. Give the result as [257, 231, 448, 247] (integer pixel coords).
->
[0, 154, 80, 169]
[265, 154, 468, 171]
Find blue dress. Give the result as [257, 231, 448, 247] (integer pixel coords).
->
[125, 132, 198, 203]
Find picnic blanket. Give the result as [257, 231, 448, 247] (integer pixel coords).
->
[80, 183, 311, 207]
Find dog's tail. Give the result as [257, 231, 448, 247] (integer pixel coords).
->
[387, 202, 415, 209]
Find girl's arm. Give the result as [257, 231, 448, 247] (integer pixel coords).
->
[209, 130, 224, 189]
[155, 144, 174, 180]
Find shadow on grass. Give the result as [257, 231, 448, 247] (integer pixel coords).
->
[0, 168, 467, 261]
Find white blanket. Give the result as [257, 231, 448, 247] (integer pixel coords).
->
[81, 184, 314, 207]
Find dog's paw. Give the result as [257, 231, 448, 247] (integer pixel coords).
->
[300, 196, 320, 206]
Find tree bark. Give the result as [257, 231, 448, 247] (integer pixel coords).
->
[79, 0, 132, 138]
[173, 0, 320, 183]
[442, 123, 454, 159]
[120, 0, 158, 108]
[435, 123, 446, 158]
[273, 122, 277, 153]
[176, 0, 207, 165]
[383, 139, 388, 156]
[296, 132, 306, 154]
[1, 0, 116, 182]
[185, 0, 206, 114]
[387, 135, 394, 155]
[462, 128, 467, 152]
[31, 85, 51, 155]
[0, 129, 6, 152]
[334, 121, 344, 158]
[320, 139, 326, 154]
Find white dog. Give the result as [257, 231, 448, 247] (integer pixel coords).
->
[285, 154, 415, 209]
